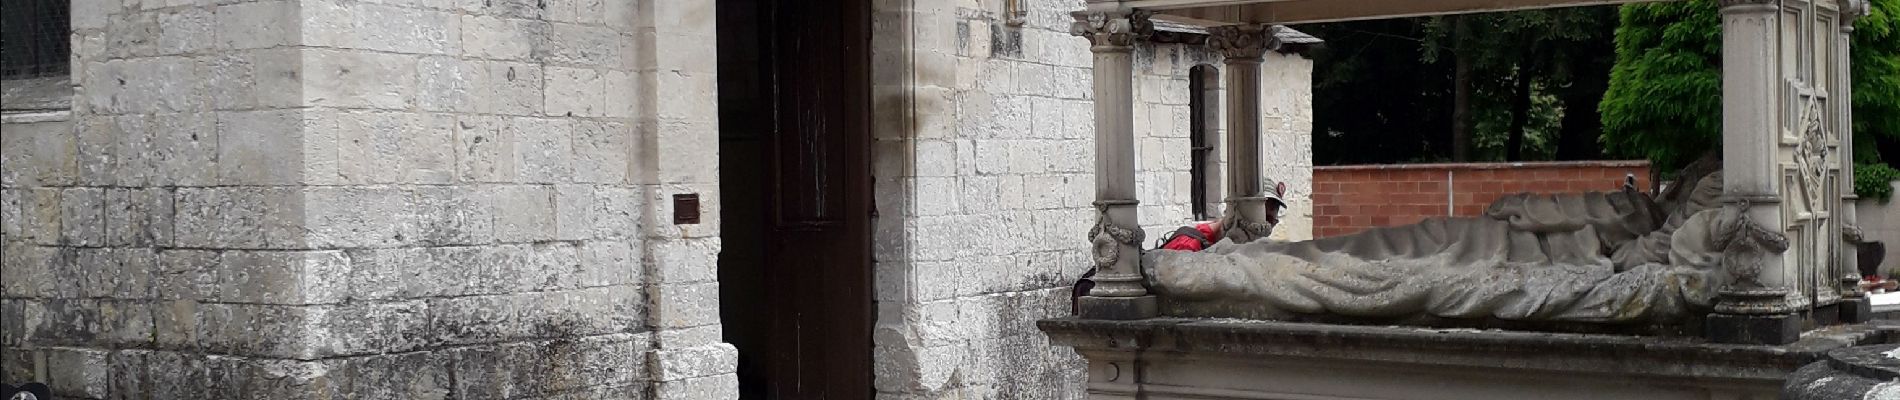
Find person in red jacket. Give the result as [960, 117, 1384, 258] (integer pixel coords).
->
[1073, 181, 1290, 313]
[1159, 181, 1289, 251]
[1158, 220, 1226, 251]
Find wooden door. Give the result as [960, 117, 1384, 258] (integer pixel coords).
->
[717, 0, 874, 397]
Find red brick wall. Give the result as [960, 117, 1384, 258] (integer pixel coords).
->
[1311, 161, 1653, 237]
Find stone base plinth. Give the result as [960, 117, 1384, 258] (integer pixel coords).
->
[1040, 318, 1895, 400]
[1075, 295, 1157, 320]
[1841, 297, 1873, 323]
[1706, 312, 1803, 345]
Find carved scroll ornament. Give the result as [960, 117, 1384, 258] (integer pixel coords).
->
[1843, 0, 1871, 26]
[1206, 25, 1280, 60]
[1070, 10, 1153, 48]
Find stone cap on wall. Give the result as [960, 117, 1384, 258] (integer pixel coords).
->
[1315, 160, 1652, 172]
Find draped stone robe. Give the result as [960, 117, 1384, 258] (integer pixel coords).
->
[1146, 172, 1741, 323]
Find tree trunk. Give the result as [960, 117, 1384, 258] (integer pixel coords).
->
[1505, 64, 1534, 161]
[1555, 39, 1613, 161]
[1450, 17, 1473, 162]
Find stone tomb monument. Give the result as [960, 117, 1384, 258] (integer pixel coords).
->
[1041, 0, 1897, 398]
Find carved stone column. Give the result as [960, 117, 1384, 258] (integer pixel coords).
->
[1071, 10, 1157, 319]
[1709, 0, 1800, 344]
[1207, 24, 1279, 243]
[1837, 0, 1872, 322]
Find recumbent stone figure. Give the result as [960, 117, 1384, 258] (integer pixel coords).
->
[1144, 165, 1788, 324]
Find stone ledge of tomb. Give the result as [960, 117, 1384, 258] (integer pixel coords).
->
[1040, 317, 1897, 381]
[1314, 160, 1652, 172]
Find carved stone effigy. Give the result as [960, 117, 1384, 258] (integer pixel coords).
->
[1144, 170, 1791, 324]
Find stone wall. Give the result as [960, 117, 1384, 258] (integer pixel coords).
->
[0, 1, 732, 398]
[1132, 40, 1316, 243]
[1310, 161, 1652, 237]
[868, 0, 1313, 398]
[1857, 182, 1900, 277]
[2, 0, 1309, 398]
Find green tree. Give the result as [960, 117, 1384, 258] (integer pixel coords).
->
[1422, 8, 1620, 161]
[1601, 0, 1900, 175]
[1303, 8, 1620, 165]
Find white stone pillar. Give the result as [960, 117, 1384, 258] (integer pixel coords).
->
[1709, 0, 1802, 344]
[1071, 10, 1156, 319]
[1718, 0, 1787, 290]
[1207, 24, 1278, 243]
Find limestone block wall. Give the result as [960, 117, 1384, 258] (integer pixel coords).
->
[0, 1, 731, 398]
[1131, 44, 1315, 243]
[868, 0, 1313, 398]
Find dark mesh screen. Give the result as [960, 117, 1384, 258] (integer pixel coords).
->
[1, 0, 71, 79]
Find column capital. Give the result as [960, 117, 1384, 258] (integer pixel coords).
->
[1842, 0, 1870, 29]
[1070, 10, 1153, 48]
[1206, 25, 1279, 61]
[1717, 0, 1778, 11]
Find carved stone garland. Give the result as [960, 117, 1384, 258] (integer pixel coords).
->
[1715, 200, 1797, 315]
[1089, 200, 1145, 271]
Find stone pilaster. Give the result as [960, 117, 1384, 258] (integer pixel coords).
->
[1071, 10, 1156, 319]
[1836, 0, 1873, 323]
[1207, 24, 1280, 243]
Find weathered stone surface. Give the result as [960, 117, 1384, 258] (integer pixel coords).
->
[217, 1, 299, 50]
[328, 351, 455, 399]
[491, 185, 557, 243]
[545, 67, 604, 117]
[485, 61, 544, 115]
[454, 116, 517, 182]
[173, 187, 303, 249]
[196, 303, 320, 359]
[209, 48, 303, 111]
[304, 187, 413, 247]
[655, 373, 739, 400]
[1784, 345, 1900, 399]
[45, 348, 110, 398]
[311, 301, 431, 357]
[551, 185, 596, 241]
[514, 117, 576, 183]
[215, 109, 304, 185]
[303, 49, 418, 109]
[654, 343, 738, 381]
[650, 282, 720, 329]
[157, 7, 215, 56]
[306, 0, 460, 55]
[0, 118, 78, 187]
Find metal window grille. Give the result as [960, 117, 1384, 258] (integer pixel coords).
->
[1, 0, 71, 79]
[1189, 65, 1215, 220]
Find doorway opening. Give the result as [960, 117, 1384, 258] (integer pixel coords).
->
[715, 0, 874, 398]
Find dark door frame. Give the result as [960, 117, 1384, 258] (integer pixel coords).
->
[715, 0, 875, 397]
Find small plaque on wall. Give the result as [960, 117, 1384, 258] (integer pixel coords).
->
[674, 194, 700, 225]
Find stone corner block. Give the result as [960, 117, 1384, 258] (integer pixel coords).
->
[653, 372, 738, 400]
[650, 342, 737, 382]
